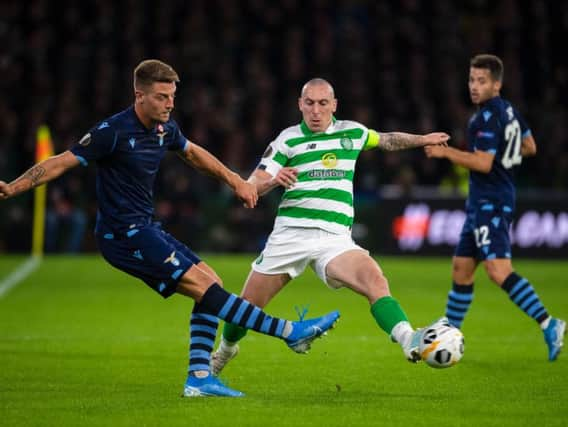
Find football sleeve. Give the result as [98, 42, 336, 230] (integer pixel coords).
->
[473, 115, 499, 155]
[168, 121, 190, 151]
[514, 108, 532, 139]
[256, 135, 289, 177]
[69, 123, 117, 166]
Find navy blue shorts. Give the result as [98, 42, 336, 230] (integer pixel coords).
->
[455, 202, 513, 260]
[96, 222, 201, 298]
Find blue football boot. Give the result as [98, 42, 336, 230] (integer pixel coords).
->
[285, 310, 340, 353]
[183, 374, 244, 397]
[543, 317, 566, 361]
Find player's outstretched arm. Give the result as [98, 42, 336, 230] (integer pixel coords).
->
[179, 141, 258, 208]
[248, 167, 298, 197]
[0, 151, 80, 201]
[424, 144, 494, 173]
[377, 132, 450, 151]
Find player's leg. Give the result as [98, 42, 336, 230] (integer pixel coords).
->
[212, 271, 291, 376]
[484, 258, 566, 361]
[324, 249, 422, 362]
[187, 262, 223, 379]
[444, 210, 480, 328]
[446, 256, 478, 328]
[176, 266, 339, 352]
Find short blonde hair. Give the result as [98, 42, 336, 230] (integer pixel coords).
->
[133, 59, 179, 89]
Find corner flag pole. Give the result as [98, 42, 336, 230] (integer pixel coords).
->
[32, 125, 54, 257]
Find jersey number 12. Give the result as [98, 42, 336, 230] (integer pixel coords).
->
[501, 120, 523, 169]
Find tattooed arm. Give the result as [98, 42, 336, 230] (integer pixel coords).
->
[0, 151, 80, 200]
[377, 132, 450, 151]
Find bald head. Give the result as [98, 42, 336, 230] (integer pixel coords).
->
[301, 78, 335, 98]
[298, 78, 337, 133]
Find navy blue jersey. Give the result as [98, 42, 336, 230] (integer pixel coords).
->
[466, 96, 531, 211]
[70, 106, 188, 234]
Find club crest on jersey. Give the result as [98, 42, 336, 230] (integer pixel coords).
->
[163, 251, 180, 266]
[157, 124, 167, 146]
[129, 137, 136, 149]
[321, 152, 338, 168]
[340, 135, 353, 150]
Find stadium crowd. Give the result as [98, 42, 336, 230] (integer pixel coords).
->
[1, 0, 567, 253]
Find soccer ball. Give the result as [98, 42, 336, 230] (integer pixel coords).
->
[419, 324, 464, 368]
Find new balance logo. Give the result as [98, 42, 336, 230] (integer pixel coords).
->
[307, 143, 317, 149]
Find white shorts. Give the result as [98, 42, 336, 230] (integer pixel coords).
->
[251, 227, 368, 289]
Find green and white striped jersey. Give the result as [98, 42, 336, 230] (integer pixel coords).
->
[259, 118, 380, 235]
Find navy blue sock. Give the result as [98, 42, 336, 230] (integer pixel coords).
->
[501, 272, 549, 323]
[188, 303, 218, 376]
[445, 282, 474, 329]
[197, 284, 289, 338]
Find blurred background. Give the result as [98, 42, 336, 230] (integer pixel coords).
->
[0, 0, 567, 256]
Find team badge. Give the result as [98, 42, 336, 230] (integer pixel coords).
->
[340, 135, 353, 150]
[322, 153, 338, 168]
[157, 124, 167, 147]
[129, 138, 136, 149]
[78, 133, 92, 146]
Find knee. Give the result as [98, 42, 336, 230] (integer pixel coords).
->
[452, 262, 474, 284]
[484, 264, 507, 285]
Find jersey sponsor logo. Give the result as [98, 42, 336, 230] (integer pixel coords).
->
[321, 153, 337, 168]
[78, 133, 92, 146]
[476, 131, 495, 138]
[97, 121, 110, 129]
[262, 146, 273, 158]
[340, 136, 353, 150]
[129, 137, 136, 149]
[308, 169, 346, 178]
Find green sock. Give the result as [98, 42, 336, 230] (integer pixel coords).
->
[370, 296, 409, 335]
[223, 321, 248, 343]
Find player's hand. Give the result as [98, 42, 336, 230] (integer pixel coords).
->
[272, 167, 298, 189]
[424, 144, 448, 158]
[0, 181, 13, 200]
[234, 179, 258, 208]
[422, 132, 450, 146]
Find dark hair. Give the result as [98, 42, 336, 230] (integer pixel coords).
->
[133, 59, 179, 89]
[470, 54, 503, 82]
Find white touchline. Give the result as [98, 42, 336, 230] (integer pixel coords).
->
[0, 256, 41, 299]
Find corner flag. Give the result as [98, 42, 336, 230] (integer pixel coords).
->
[32, 125, 54, 257]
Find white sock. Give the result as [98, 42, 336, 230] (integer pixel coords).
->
[540, 316, 551, 330]
[219, 337, 238, 353]
[390, 321, 413, 347]
[282, 321, 293, 338]
[192, 370, 209, 378]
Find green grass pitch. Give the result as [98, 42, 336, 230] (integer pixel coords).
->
[1, 255, 567, 426]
